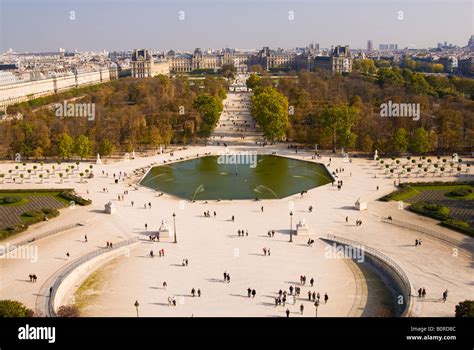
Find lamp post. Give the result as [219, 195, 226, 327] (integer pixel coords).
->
[314, 300, 319, 317]
[172, 213, 177, 244]
[134, 300, 139, 317]
[289, 211, 293, 243]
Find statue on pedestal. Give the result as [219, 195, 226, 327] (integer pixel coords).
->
[158, 219, 171, 237]
[104, 201, 116, 214]
[354, 198, 367, 211]
[296, 218, 309, 236]
[452, 153, 458, 163]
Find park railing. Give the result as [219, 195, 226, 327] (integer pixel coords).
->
[0, 223, 84, 256]
[326, 234, 414, 317]
[37, 236, 139, 317]
[381, 218, 474, 255]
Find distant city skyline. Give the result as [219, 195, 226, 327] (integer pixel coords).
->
[0, 0, 472, 53]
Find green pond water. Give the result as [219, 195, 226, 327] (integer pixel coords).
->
[140, 155, 333, 200]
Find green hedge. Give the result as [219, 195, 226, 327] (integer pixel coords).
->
[0, 300, 34, 317]
[0, 188, 68, 194]
[441, 219, 474, 237]
[58, 191, 91, 206]
[447, 188, 472, 197]
[0, 224, 28, 240]
[0, 189, 91, 206]
[455, 300, 474, 317]
[409, 202, 450, 221]
[0, 189, 90, 240]
[23, 210, 43, 218]
[380, 181, 474, 202]
[409, 202, 474, 237]
[1, 208, 60, 240]
[0, 196, 22, 205]
[42, 208, 60, 217]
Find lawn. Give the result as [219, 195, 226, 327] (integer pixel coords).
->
[380, 182, 474, 236]
[0, 191, 70, 206]
[0, 189, 91, 240]
[385, 184, 474, 202]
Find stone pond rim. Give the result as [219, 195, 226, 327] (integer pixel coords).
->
[139, 155, 334, 201]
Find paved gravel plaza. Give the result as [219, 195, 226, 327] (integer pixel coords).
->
[0, 146, 472, 317]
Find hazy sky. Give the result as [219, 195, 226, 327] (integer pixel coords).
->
[0, 0, 472, 52]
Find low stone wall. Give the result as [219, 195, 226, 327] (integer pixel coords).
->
[323, 235, 416, 317]
[46, 238, 139, 316]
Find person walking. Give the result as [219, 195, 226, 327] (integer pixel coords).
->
[84, 235, 88, 242]
[286, 309, 290, 317]
[300, 304, 304, 315]
[310, 278, 314, 287]
[324, 293, 329, 304]
[443, 289, 448, 302]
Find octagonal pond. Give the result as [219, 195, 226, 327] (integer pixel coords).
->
[140, 155, 333, 200]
